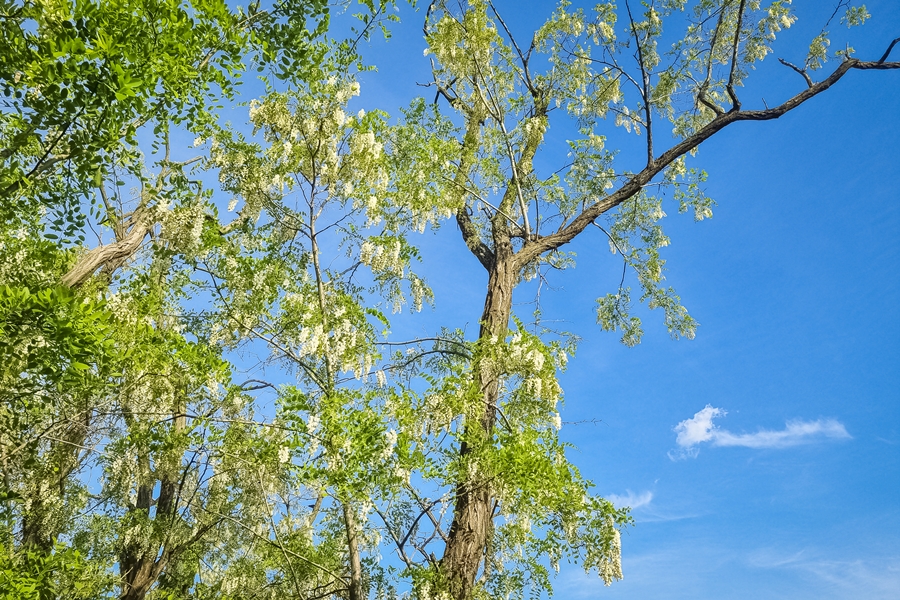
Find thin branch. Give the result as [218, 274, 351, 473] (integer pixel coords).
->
[697, 3, 728, 116]
[377, 337, 469, 348]
[877, 37, 900, 64]
[624, 0, 654, 165]
[202, 506, 350, 587]
[373, 505, 414, 568]
[778, 58, 814, 88]
[726, 0, 747, 109]
[406, 486, 450, 543]
[239, 379, 277, 391]
[488, 0, 537, 95]
[258, 470, 305, 599]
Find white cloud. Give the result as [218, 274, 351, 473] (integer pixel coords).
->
[670, 405, 851, 458]
[713, 419, 850, 448]
[607, 490, 653, 510]
[674, 404, 725, 448]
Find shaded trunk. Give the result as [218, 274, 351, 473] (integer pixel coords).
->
[441, 255, 515, 600]
[118, 477, 166, 600]
[118, 411, 184, 600]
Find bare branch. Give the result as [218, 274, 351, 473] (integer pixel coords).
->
[778, 58, 814, 88]
[488, 1, 537, 95]
[373, 505, 414, 568]
[697, 3, 728, 115]
[624, 0, 654, 165]
[877, 37, 900, 63]
[727, 0, 747, 109]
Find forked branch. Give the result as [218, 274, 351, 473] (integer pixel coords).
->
[513, 47, 900, 269]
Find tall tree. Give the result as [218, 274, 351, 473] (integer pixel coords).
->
[409, 1, 899, 598]
[0, 0, 336, 597]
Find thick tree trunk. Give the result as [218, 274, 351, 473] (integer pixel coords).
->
[441, 254, 515, 600]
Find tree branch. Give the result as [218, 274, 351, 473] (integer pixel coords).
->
[60, 215, 149, 287]
[778, 58, 814, 87]
[624, 0, 654, 165]
[727, 0, 747, 109]
[514, 52, 898, 268]
[457, 206, 495, 271]
[877, 37, 900, 63]
[452, 113, 495, 270]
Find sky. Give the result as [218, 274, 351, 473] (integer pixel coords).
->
[337, 1, 900, 598]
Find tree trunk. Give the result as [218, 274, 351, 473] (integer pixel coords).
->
[343, 502, 366, 600]
[119, 477, 163, 600]
[441, 254, 515, 600]
[117, 410, 183, 600]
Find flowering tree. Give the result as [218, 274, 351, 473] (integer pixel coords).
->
[0, 1, 385, 598]
[411, 1, 899, 598]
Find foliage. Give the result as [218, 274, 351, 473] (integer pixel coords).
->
[0, 544, 115, 599]
[0, 0, 328, 226]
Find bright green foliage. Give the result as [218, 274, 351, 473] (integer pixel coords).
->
[0, 0, 328, 228]
[0, 544, 115, 599]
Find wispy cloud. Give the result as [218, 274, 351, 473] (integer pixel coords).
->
[670, 405, 851, 458]
[748, 549, 900, 599]
[607, 490, 653, 510]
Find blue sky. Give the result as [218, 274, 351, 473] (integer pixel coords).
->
[341, 1, 900, 597]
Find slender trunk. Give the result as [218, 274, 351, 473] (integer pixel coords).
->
[343, 502, 365, 600]
[441, 255, 515, 600]
[311, 211, 367, 600]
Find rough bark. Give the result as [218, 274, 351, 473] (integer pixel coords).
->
[61, 220, 149, 288]
[441, 253, 515, 600]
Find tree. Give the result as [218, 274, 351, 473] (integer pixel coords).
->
[0, 0, 353, 597]
[409, 1, 898, 598]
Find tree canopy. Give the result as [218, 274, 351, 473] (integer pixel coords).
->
[0, 1, 897, 599]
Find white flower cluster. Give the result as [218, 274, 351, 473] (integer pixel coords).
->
[597, 526, 623, 585]
[381, 429, 397, 460]
[504, 331, 561, 406]
[360, 237, 405, 277]
[159, 198, 207, 255]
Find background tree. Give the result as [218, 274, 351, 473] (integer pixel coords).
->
[0, 0, 357, 597]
